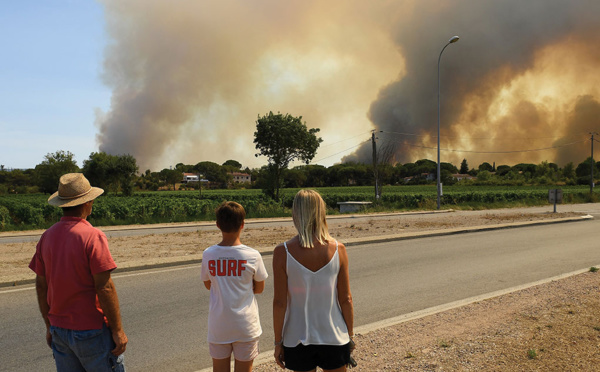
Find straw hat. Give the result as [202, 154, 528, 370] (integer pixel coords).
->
[48, 173, 104, 207]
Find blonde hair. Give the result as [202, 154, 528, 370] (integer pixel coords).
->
[292, 189, 332, 248]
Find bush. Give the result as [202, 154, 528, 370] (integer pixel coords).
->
[0, 205, 11, 230]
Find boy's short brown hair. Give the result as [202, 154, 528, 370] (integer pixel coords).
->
[216, 201, 246, 233]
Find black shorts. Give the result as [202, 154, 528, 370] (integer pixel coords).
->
[283, 342, 351, 371]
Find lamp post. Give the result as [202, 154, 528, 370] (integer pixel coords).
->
[437, 35, 459, 210]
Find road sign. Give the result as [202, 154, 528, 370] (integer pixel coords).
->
[548, 189, 563, 203]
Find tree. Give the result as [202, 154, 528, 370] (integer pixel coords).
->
[303, 165, 328, 187]
[222, 160, 242, 169]
[496, 165, 511, 176]
[82, 152, 139, 195]
[175, 163, 194, 173]
[459, 159, 469, 174]
[575, 157, 600, 185]
[194, 161, 229, 188]
[513, 163, 537, 175]
[441, 162, 458, 174]
[562, 162, 576, 180]
[159, 168, 182, 190]
[34, 150, 79, 194]
[114, 154, 139, 195]
[477, 170, 491, 181]
[478, 162, 494, 172]
[414, 159, 436, 178]
[254, 112, 322, 200]
[284, 168, 307, 188]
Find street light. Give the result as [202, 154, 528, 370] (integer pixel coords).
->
[437, 35, 459, 210]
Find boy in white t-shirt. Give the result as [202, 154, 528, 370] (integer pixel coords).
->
[201, 201, 268, 372]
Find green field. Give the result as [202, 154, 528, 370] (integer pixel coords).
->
[0, 185, 595, 232]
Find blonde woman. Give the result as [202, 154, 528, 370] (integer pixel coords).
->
[272, 190, 354, 371]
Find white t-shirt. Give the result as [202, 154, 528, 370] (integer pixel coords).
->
[201, 244, 268, 343]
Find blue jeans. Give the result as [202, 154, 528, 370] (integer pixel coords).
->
[50, 324, 125, 372]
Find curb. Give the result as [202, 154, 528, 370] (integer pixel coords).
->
[1, 214, 592, 289]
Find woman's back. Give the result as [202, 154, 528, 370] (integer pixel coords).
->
[282, 237, 349, 347]
[272, 189, 354, 370]
[284, 236, 337, 272]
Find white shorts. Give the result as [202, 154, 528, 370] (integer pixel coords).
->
[209, 339, 260, 361]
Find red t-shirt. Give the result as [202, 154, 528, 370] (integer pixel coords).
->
[29, 217, 117, 330]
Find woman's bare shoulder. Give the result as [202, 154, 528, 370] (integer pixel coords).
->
[274, 236, 297, 254]
[331, 238, 346, 249]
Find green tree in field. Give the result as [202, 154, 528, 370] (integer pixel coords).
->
[34, 150, 80, 194]
[477, 170, 491, 182]
[0, 168, 35, 194]
[534, 161, 559, 184]
[175, 163, 194, 173]
[413, 159, 436, 178]
[194, 161, 229, 188]
[284, 167, 308, 188]
[496, 165, 511, 176]
[478, 162, 494, 172]
[254, 112, 322, 200]
[459, 159, 469, 174]
[441, 162, 458, 174]
[222, 160, 242, 169]
[575, 157, 600, 185]
[83, 152, 138, 195]
[562, 162, 576, 184]
[160, 168, 183, 190]
[303, 164, 328, 187]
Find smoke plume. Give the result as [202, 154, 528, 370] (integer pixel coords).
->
[96, 0, 401, 171]
[96, 0, 600, 171]
[344, 0, 600, 167]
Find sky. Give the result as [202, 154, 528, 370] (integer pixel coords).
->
[2, 1, 600, 172]
[1, 0, 110, 170]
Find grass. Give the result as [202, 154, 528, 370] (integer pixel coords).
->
[590, 267, 599, 272]
[527, 349, 538, 360]
[439, 340, 451, 348]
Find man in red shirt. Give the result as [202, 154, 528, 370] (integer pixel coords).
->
[29, 173, 127, 371]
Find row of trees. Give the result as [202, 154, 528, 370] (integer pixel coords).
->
[3, 151, 596, 197]
[1, 112, 598, 197]
[0, 151, 139, 196]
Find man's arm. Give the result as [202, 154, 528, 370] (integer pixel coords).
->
[94, 270, 128, 356]
[203, 280, 211, 290]
[34, 275, 52, 348]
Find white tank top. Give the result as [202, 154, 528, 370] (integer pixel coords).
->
[282, 241, 350, 347]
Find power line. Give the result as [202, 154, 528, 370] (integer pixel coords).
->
[311, 139, 370, 164]
[319, 130, 372, 148]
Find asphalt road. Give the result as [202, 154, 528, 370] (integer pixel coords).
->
[1, 212, 599, 371]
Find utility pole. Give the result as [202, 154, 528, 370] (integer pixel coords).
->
[372, 130, 379, 199]
[591, 132, 598, 195]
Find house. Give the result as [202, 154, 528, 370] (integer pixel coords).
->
[452, 173, 476, 181]
[182, 173, 200, 183]
[230, 172, 251, 183]
[424, 173, 435, 181]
